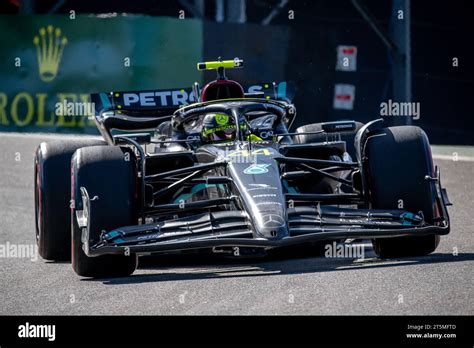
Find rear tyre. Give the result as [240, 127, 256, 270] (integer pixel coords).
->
[365, 126, 440, 258]
[34, 139, 105, 261]
[71, 146, 138, 278]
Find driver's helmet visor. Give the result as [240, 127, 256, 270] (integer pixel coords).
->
[206, 124, 237, 141]
[202, 113, 247, 142]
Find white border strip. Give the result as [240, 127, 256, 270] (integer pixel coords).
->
[433, 154, 474, 162]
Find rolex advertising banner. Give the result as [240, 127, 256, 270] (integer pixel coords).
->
[0, 15, 203, 134]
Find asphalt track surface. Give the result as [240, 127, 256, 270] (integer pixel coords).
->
[1, 133, 473, 315]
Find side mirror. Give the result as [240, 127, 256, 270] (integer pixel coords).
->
[321, 120, 357, 133]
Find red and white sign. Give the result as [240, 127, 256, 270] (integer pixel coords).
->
[333, 84, 355, 110]
[336, 45, 357, 72]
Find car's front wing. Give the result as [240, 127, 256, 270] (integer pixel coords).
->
[77, 187, 450, 257]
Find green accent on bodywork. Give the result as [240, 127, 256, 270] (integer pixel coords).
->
[100, 93, 112, 110]
[246, 134, 263, 142]
[282, 179, 298, 194]
[243, 163, 270, 175]
[173, 184, 223, 203]
[277, 82, 287, 99]
[108, 231, 121, 238]
[400, 212, 422, 225]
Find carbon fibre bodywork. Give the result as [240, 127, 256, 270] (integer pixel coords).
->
[76, 100, 450, 257]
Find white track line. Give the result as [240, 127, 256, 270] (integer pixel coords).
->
[433, 154, 474, 162]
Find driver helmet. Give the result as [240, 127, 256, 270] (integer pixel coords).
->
[201, 113, 237, 143]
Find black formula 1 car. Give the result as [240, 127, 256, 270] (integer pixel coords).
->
[35, 58, 451, 278]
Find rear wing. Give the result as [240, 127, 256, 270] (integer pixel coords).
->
[90, 81, 293, 116]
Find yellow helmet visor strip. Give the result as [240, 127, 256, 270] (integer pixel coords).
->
[202, 124, 239, 137]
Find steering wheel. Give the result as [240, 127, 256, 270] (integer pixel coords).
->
[171, 99, 291, 131]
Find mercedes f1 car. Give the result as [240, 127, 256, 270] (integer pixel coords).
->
[34, 58, 451, 278]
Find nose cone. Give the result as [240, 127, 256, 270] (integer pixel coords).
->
[226, 145, 289, 240]
[258, 213, 287, 239]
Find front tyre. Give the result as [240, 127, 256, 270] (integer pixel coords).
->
[365, 126, 440, 258]
[71, 146, 138, 278]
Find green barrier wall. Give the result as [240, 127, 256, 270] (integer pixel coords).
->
[0, 15, 203, 133]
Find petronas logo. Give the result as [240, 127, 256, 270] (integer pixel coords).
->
[33, 25, 68, 82]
